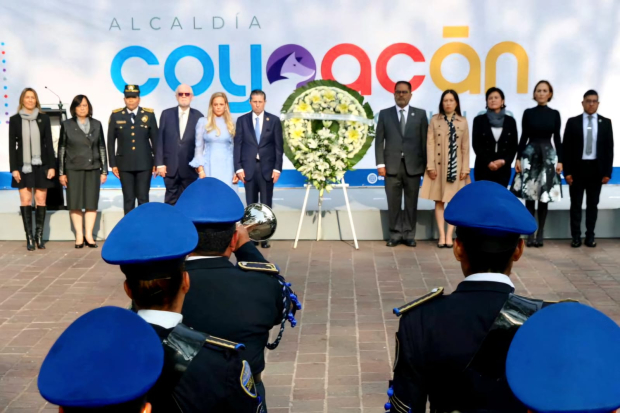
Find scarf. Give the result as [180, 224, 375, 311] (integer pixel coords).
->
[19, 108, 41, 174]
[444, 113, 458, 183]
[486, 108, 505, 128]
[77, 117, 90, 134]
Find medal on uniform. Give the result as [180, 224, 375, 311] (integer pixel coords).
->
[141, 115, 148, 123]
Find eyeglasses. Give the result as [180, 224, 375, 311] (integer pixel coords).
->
[177, 93, 192, 97]
[394, 91, 410, 95]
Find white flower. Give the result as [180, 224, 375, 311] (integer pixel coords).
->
[522, 158, 531, 171]
[540, 191, 550, 203]
[549, 185, 562, 201]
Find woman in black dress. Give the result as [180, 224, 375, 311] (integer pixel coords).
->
[58, 95, 107, 249]
[511, 80, 563, 247]
[8, 88, 55, 251]
[472, 87, 518, 187]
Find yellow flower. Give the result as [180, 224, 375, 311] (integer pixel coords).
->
[337, 103, 349, 113]
[346, 128, 361, 141]
[295, 102, 312, 113]
[309, 91, 322, 104]
[323, 89, 336, 102]
[291, 127, 305, 140]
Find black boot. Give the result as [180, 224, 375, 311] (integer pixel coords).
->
[536, 202, 548, 247]
[35, 206, 46, 249]
[20, 206, 35, 251]
[525, 200, 536, 247]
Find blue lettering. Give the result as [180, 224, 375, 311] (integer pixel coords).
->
[110, 46, 159, 95]
[164, 45, 215, 96]
[220, 45, 262, 113]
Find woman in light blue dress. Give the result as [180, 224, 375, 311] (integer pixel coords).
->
[190, 92, 238, 192]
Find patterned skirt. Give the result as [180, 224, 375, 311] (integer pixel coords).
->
[511, 142, 562, 202]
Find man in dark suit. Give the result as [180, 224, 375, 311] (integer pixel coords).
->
[388, 181, 546, 413]
[107, 84, 158, 214]
[155, 84, 203, 205]
[563, 90, 614, 248]
[234, 89, 284, 248]
[375, 81, 428, 247]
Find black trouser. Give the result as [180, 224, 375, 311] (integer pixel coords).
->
[569, 160, 603, 239]
[255, 380, 267, 412]
[384, 159, 421, 241]
[163, 172, 196, 205]
[119, 170, 151, 215]
[245, 160, 274, 207]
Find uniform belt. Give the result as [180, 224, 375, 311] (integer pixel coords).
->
[254, 372, 262, 384]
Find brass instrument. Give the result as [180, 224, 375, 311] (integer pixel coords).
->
[241, 203, 277, 241]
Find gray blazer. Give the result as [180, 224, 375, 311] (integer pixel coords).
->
[58, 118, 108, 175]
[375, 105, 428, 176]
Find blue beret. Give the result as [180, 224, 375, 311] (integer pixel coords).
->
[445, 181, 537, 237]
[506, 302, 620, 413]
[38, 307, 163, 407]
[175, 177, 245, 224]
[102, 203, 198, 265]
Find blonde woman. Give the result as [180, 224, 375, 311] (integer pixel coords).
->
[189, 92, 238, 191]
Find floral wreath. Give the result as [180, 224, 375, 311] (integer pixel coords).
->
[280, 80, 375, 193]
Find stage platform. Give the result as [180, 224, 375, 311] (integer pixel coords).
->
[1, 185, 620, 241]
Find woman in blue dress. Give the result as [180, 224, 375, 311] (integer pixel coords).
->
[190, 92, 238, 192]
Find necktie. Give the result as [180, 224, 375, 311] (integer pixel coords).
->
[586, 115, 593, 155]
[130, 112, 135, 124]
[255, 116, 261, 144]
[179, 111, 186, 139]
[400, 109, 406, 136]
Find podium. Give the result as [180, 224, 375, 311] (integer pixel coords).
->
[41, 106, 67, 210]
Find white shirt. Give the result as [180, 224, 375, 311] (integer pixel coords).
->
[462, 272, 515, 289]
[236, 111, 280, 174]
[137, 309, 183, 329]
[491, 127, 503, 153]
[127, 107, 138, 123]
[179, 106, 190, 139]
[376, 105, 411, 168]
[582, 112, 598, 160]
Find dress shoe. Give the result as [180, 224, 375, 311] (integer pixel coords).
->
[386, 240, 400, 247]
[446, 243, 454, 248]
[585, 237, 597, 248]
[252, 241, 259, 246]
[75, 242, 85, 249]
[261, 240, 271, 248]
[85, 240, 98, 248]
[437, 243, 445, 248]
[526, 234, 535, 248]
[571, 237, 582, 248]
[404, 239, 416, 247]
[534, 241, 544, 248]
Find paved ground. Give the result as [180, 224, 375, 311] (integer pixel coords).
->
[0, 239, 619, 412]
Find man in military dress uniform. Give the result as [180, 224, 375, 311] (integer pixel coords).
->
[108, 84, 158, 214]
[387, 181, 545, 413]
[102, 202, 264, 413]
[38, 306, 163, 412]
[175, 178, 299, 412]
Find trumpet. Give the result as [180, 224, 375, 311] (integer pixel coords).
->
[241, 203, 277, 241]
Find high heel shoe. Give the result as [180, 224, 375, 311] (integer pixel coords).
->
[84, 240, 98, 248]
[75, 242, 85, 249]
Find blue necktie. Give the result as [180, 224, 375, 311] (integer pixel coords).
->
[255, 116, 261, 144]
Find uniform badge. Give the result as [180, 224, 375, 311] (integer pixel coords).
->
[141, 115, 148, 123]
[116, 120, 126, 124]
[240, 360, 257, 398]
[127, 85, 135, 91]
[266, 117, 270, 121]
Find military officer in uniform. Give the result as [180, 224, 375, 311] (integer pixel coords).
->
[38, 306, 163, 412]
[108, 84, 158, 214]
[175, 178, 299, 412]
[102, 202, 264, 413]
[387, 181, 546, 413]
[507, 302, 620, 413]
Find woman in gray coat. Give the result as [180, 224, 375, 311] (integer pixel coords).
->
[58, 95, 108, 248]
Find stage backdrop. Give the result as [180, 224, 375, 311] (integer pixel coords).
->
[1, 0, 620, 188]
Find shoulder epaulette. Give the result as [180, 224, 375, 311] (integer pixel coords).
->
[112, 107, 123, 113]
[204, 334, 245, 351]
[393, 287, 444, 317]
[238, 261, 279, 274]
[142, 107, 154, 113]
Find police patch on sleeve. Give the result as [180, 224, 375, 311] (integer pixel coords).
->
[240, 360, 257, 398]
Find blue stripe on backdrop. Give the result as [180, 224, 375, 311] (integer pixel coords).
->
[1, 168, 619, 189]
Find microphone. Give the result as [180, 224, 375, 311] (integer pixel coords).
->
[44, 86, 64, 110]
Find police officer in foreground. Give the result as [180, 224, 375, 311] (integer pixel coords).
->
[38, 306, 163, 412]
[506, 302, 620, 413]
[107, 84, 158, 214]
[102, 202, 264, 413]
[175, 177, 299, 412]
[388, 181, 550, 413]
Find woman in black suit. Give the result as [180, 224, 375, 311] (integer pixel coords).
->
[472, 87, 518, 187]
[8, 88, 56, 251]
[58, 95, 107, 248]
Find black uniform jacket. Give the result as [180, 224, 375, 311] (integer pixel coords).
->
[148, 323, 261, 413]
[182, 242, 284, 374]
[391, 278, 527, 413]
[107, 106, 158, 171]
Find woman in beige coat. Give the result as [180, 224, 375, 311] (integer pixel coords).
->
[420, 90, 471, 247]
